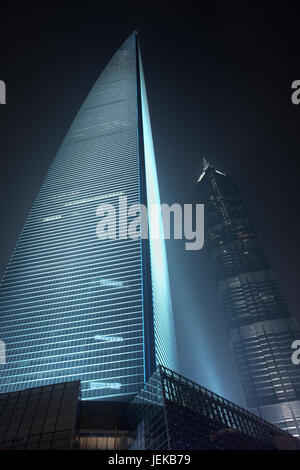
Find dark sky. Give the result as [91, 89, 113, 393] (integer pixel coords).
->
[0, 1, 299, 406]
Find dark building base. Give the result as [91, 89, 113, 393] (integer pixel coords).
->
[1, 366, 300, 450]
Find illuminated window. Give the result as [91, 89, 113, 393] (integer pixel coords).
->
[89, 382, 122, 390]
[42, 215, 62, 222]
[94, 335, 123, 343]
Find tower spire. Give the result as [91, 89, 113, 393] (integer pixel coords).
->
[203, 157, 210, 172]
[197, 157, 210, 183]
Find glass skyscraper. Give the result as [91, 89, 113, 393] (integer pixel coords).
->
[197, 162, 300, 437]
[0, 32, 178, 400]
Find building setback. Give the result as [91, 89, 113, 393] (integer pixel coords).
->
[197, 162, 300, 437]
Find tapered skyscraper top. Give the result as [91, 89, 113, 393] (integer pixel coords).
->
[0, 33, 178, 400]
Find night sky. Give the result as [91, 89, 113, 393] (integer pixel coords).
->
[0, 1, 299, 407]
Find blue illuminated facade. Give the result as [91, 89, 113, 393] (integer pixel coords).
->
[0, 32, 178, 400]
[197, 163, 300, 437]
